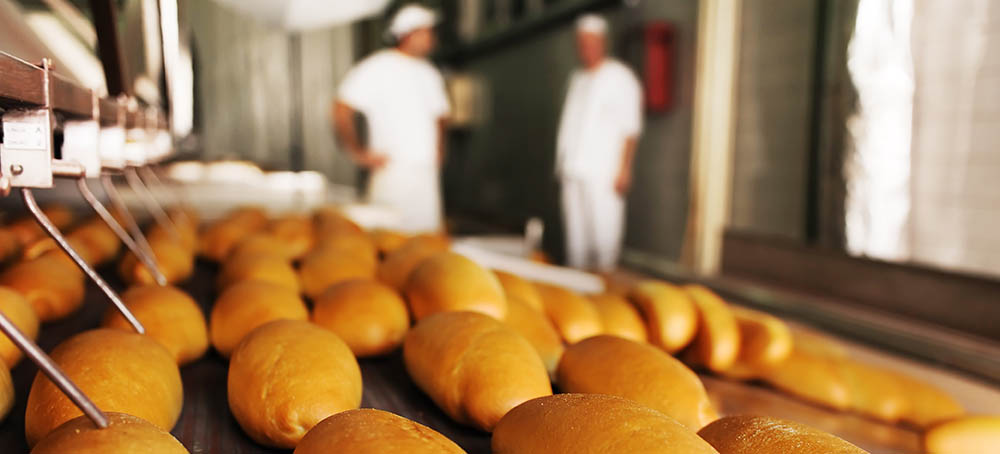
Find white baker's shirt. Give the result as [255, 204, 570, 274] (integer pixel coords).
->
[556, 59, 643, 184]
[338, 49, 450, 167]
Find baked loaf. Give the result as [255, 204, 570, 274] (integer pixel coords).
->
[0, 365, 12, 423]
[31, 412, 189, 454]
[683, 285, 740, 372]
[217, 253, 300, 292]
[24, 329, 183, 446]
[8, 204, 74, 246]
[119, 239, 194, 285]
[0, 286, 40, 367]
[502, 296, 565, 379]
[266, 214, 315, 260]
[404, 252, 507, 321]
[403, 311, 552, 431]
[556, 335, 717, 430]
[298, 247, 377, 299]
[0, 228, 22, 264]
[377, 238, 448, 290]
[228, 234, 296, 262]
[69, 218, 122, 265]
[0, 256, 85, 322]
[492, 393, 720, 454]
[759, 344, 852, 411]
[589, 293, 647, 342]
[698, 415, 869, 454]
[294, 409, 467, 454]
[210, 280, 309, 358]
[721, 306, 792, 379]
[102, 285, 209, 365]
[534, 282, 602, 343]
[627, 280, 697, 353]
[312, 279, 409, 357]
[923, 416, 1000, 454]
[494, 270, 543, 311]
[228, 320, 362, 449]
[198, 207, 269, 261]
[369, 229, 409, 255]
[895, 373, 965, 428]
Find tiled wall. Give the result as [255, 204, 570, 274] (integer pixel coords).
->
[909, 0, 1000, 276]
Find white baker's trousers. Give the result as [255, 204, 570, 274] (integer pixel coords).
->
[368, 160, 442, 234]
[561, 177, 625, 271]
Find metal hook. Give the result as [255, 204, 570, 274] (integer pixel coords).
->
[77, 177, 167, 286]
[0, 312, 108, 429]
[124, 167, 180, 241]
[21, 187, 145, 334]
[138, 165, 190, 225]
[101, 174, 159, 271]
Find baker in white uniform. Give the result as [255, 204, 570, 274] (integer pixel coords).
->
[556, 14, 643, 271]
[333, 4, 450, 233]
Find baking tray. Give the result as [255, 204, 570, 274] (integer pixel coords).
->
[0, 259, 957, 453]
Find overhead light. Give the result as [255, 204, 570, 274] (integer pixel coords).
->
[210, 0, 392, 31]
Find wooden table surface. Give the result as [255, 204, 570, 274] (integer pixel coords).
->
[1, 259, 992, 453]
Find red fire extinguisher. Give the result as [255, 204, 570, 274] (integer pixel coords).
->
[642, 22, 676, 113]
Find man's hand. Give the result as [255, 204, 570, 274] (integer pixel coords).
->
[614, 167, 632, 195]
[355, 150, 390, 169]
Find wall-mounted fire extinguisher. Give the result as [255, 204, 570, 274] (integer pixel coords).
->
[642, 22, 676, 113]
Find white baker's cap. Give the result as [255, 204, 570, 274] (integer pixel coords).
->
[388, 4, 438, 39]
[576, 13, 608, 35]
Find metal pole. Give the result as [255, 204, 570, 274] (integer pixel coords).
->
[124, 167, 180, 241]
[101, 174, 158, 264]
[77, 177, 167, 285]
[22, 187, 145, 334]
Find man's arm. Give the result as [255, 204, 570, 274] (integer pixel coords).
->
[437, 116, 448, 167]
[332, 100, 387, 169]
[614, 136, 639, 195]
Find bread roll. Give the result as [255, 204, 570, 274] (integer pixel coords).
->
[534, 283, 602, 343]
[759, 347, 851, 411]
[210, 280, 309, 358]
[294, 409, 466, 454]
[229, 320, 362, 448]
[225, 206, 270, 231]
[698, 415, 869, 454]
[102, 285, 208, 365]
[199, 221, 252, 262]
[313, 231, 378, 267]
[0, 365, 12, 423]
[313, 207, 363, 237]
[31, 412, 189, 454]
[627, 280, 697, 353]
[924, 416, 1000, 454]
[0, 256, 85, 322]
[227, 234, 296, 262]
[217, 253, 300, 292]
[492, 393, 720, 454]
[404, 252, 507, 321]
[840, 360, 910, 423]
[69, 219, 122, 264]
[8, 204, 75, 246]
[721, 306, 791, 379]
[683, 285, 739, 372]
[495, 271, 543, 311]
[267, 215, 315, 260]
[312, 279, 409, 357]
[369, 229, 409, 255]
[896, 374, 964, 427]
[403, 311, 552, 431]
[25, 236, 93, 272]
[298, 248, 377, 299]
[0, 286, 40, 367]
[0, 228, 22, 264]
[556, 335, 716, 430]
[503, 296, 564, 379]
[377, 239, 448, 290]
[25, 329, 183, 446]
[589, 293, 647, 342]
[147, 218, 199, 253]
[119, 239, 194, 285]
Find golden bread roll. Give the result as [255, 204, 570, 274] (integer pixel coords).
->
[840, 360, 910, 423]
[0, 365, 12, 423]
[298, 248, 377, 299]
[683, 285, 739, 372]
[503, 296, 565, 379]
[759, 347, 851, 411]
[210, 280, 309, 358]
[8, 205, 75, 246]
[404, 252, 507, 321]
[492, 393, 720, 454]
[924, 416, 1000, 454]
[313, 207, 363, 236]
[119, 239, 194, 285]
[217, 253, 300, 292]
[228, 233, 296, 262]
[147, 221, 199, 254]
[0, 287, 40, 369]
[294, 408, 467, 454]
[199, 217, 261, 262]
[101, 285, 208, 365]
[0, 228, 22, 264]
[534, 283, 602, 343]
[0, 286, 40, 367]
[896, 374, 965, 427]
[25, 329, 183, 446]
[69, 220, 122, 264]
[313, 230, 378, 265]
[721, 306, 792, 379]
[377, 239, 448, 290]
[494, 270, 543, 311]
[225, 206, 270, 230]
[312, 279, 409, 357]
[403, 311, 552, 431]
[267, 215, 314, 259]
[369, 229, 409, 255]
[0, 256, 85, 322]
[556, 335, 717, 430]
[229, 320, 362, 448]
[589, 293, 647, 342]
[627, 280, 697, 353]
[791, 325, 850, 359]
[26, 236, 93, 272]
[698, 415, 869, 454]
[31, 412, 189, 454]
